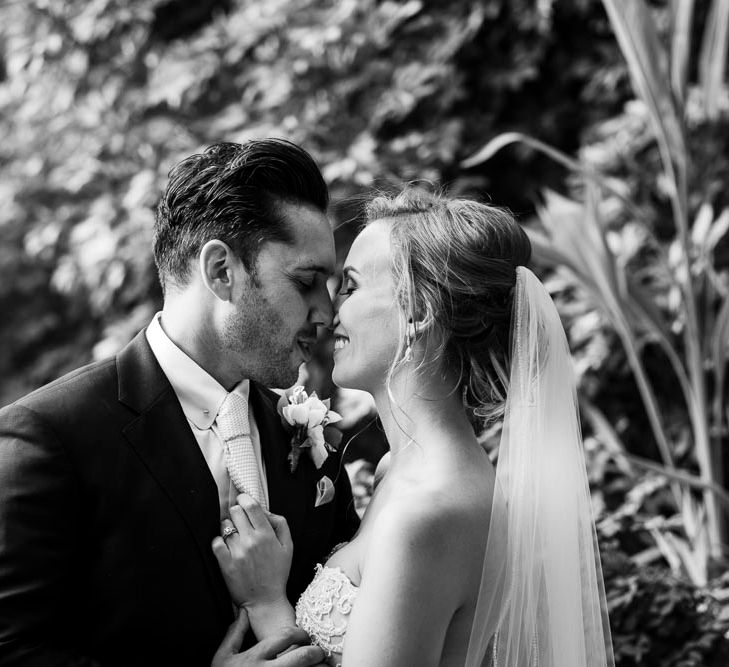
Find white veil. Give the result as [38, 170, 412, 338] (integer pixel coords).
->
[465, 267, 615, 666]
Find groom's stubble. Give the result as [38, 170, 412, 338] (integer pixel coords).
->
[221, 284, 301, 389]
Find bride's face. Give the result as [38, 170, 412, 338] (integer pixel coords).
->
[332, 221, 403, 393]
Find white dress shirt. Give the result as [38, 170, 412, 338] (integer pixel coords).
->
[145, 313, 269, 519]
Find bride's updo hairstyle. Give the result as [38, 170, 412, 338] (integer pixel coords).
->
[366, 188, 531, 426]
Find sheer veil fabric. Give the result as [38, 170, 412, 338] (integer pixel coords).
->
[465, 267, 615, 666]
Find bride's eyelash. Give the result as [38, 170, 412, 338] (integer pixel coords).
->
[338, 279, 357, 296]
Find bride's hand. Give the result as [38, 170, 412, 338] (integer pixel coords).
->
[213, 493, 293, 610]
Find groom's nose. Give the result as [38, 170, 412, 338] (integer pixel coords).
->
[309, 283, 334, 329]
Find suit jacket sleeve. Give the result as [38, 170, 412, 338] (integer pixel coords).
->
[0, 403, 107, 667]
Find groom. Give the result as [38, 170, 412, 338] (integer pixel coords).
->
[0, 140, 359, 666]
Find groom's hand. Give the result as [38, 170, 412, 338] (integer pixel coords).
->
[212, 611, 325, 667]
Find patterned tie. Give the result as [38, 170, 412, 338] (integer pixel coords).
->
[215, 391, 267, 510]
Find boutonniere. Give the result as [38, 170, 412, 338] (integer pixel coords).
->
[277, 386, 343, 473]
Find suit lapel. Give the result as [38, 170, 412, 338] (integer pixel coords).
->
[250, 383, 311, 539]
[117, 331, 231, 615]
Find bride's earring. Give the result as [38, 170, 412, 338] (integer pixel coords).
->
[404, 320, 414, 361]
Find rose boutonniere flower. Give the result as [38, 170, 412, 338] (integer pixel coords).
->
[277, 386, 343, 473]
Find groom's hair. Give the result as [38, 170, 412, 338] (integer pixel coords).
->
[153, 139, 329, 293]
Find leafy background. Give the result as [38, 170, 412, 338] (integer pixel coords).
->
[1, 0, 728, 663]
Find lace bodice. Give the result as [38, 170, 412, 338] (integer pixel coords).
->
[295, 564, 359, 666]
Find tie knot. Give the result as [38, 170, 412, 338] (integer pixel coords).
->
[216, 392, 250, 440]
[219, 390, 247, 415]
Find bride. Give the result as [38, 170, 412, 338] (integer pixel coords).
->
[211, 189, 614, 666]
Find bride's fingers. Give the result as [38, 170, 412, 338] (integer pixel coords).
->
[211, 534, 229, 563]
[212, 609, 249, 658]
[212, 518, 238, 561]
[229, 504, 255, 536]
[266, 512, 292, 549]
[236, 492, 272, 532]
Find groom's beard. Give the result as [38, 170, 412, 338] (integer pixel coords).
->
[222, 289, 302, 389]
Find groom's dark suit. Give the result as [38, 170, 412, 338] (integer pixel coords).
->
[0, 330, 359, 666]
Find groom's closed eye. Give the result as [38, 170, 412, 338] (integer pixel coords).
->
[294, 276, 315, 291]
[291, 264, 335, 291]
[289, 269, 322, 292]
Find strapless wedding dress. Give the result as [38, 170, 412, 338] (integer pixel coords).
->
[294, 487, 509, 667]
[295, 563, 358, 667]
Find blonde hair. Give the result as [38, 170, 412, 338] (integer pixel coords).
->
[365, 188, 531, 428]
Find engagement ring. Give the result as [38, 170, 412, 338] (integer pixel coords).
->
[222, 526, 238, 540]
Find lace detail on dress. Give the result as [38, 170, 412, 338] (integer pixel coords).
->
[295, 564, 359, 664]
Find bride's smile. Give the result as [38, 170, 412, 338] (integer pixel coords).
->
[332, 335, 349, 350]
[331, 222, 403, 394]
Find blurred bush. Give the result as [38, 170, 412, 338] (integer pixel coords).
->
[602, 544, 729, 666]
[591, 426, 729, 664]
[0, 0, 628, 406]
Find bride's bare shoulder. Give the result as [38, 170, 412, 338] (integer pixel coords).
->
[370, 475, 491, 558]
[361, 484, 489, 605]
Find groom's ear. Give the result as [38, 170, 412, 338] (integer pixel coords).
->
[199, 239, 242, 301]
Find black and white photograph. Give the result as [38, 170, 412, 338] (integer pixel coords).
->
[0, 1, 728, 665]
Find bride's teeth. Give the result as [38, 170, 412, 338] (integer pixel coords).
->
[334, 337, 349, 350]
